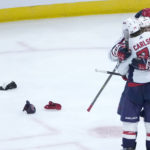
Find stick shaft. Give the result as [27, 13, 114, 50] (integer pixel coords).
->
[87, 63, 120, 112]
[95, 69, 121, 76]
[87, 73, 113, 112]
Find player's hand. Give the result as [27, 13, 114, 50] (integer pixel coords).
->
[131, 57, 150, 70]
[121, 75, 127, 81]
[117, 45, 131, 62]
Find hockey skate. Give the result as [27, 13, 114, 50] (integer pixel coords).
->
[44, 101, 61, 110]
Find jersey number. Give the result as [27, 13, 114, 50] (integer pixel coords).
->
[136, 47, 150, 58]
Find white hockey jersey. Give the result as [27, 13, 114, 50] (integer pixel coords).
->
[118, 31, 150, 83]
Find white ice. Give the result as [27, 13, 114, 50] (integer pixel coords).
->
[0, 13, 146, 150]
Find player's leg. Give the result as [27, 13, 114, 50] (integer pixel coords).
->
[143, 83, 150, 150]
[145, 122, 150, 150]
[118, 95, 142, 149]
[143, 101, 150, 150]
[122, 122, 138, 149]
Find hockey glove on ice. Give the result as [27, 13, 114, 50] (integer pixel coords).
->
[44, 101, 61, 110]
[117, 45, 131, 62]
[0, 81, 17, 90]
[131, 57, 150, 70]
[23, 100, 36, 114]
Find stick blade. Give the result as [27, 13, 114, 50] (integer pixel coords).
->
[87, 105, 92, 112]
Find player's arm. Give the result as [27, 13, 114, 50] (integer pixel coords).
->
[109, 40, 131, 62]
[109, 35, 124, 61]
[117, 54, 133, 75]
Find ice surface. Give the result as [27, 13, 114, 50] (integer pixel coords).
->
[0, 13, 146, 150]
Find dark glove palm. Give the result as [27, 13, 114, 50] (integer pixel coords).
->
[117, 47, 131, 62]
[131, 57, 150, 70]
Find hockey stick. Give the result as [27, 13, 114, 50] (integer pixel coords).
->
[123, 29, 129, 49]
[95, 69, 122, 76]
[87, 25, 129, 112]
[87, 62, 120, 112]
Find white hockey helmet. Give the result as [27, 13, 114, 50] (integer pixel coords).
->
[138, 17, 150, 28]
[122, 17, 140, 35]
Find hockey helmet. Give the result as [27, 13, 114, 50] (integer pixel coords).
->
[122, 17, 140, 35]
[138, 17, 150, 28]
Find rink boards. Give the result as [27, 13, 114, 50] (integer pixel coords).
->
[0, 0, 150, 22]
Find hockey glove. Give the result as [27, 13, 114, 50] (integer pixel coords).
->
[117, 45, 131, 62]
[0, 81, 17, 90]
[44, 101, 61, 110]
[142, 8, 150, 17]
[122, 75, 127, 81]
[23, 100, 36, 114]
[135, 8, 150, 18]
[131, 57, 150, 70]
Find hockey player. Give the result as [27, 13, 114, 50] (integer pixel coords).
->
[110, 8, 150, 62]
[113, 18, 150, 150]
